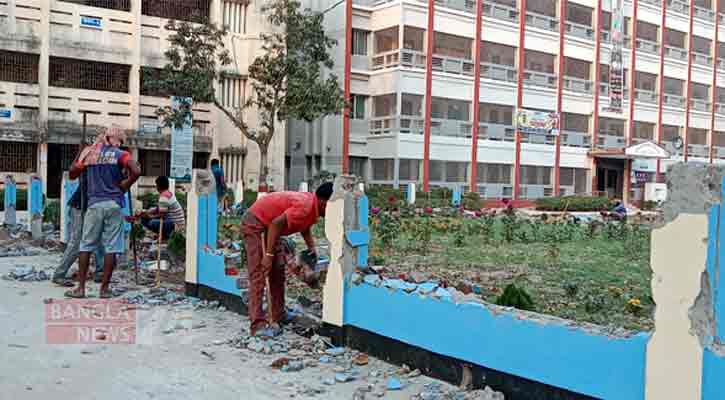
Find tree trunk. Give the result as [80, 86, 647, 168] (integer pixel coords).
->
[258, 142, 269, 192]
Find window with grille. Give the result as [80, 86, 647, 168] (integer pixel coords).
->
[561, 168, 588, 193]
[662, 125, 680, 142]
[0, 142, 37, 173]
[350, 157, 367, 179]
[352, 29, 369, 56]
[140, 67, 170, 97]
[398, 159, 419, 181]
[633, 121, 655, 139]
[430, 160, 444, 182]
[689, 128, 708, 145]
[193, 152, 210, 169]
[445, 162, 468, 183]
[142, 0, 210, 23]
[479, 103, 514, 124]
[477, 163, 512, 184]
[222, 0, 247, 34]
[0, 51, 39, 84]
[374, 94, 398, 117]
[561, 113, 589, 133]
[221, 76, 245, 109]
[140, 150, 170, 177]
[374, 27, 399, 54]
[50, 57, 130, 93]
[63, 0, 131, 11]
[371, 159, 394, 181]
[520, 165, 552, 185]
[350, 94, 367, 120]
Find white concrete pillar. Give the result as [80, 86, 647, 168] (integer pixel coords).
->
[407, 182, 416, 204]
[129, 0, 142, 131]
[185, 171, 201, 286]
[38, 0, 50, 128]
[299, 182, 309, 192]
[234, 180, 244, 204]
[169, 178, 176, 194]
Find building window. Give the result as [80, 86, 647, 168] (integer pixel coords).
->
[350, 157, 367, 179]
[664, 77, 684, 96]
[373, 94, 397, 117]
[371, 159, 394, 181]
[714, 131, 725, 147]
[445, 162, 468, 183]
[142, 0, 210, 23]
[479, 103, 514, 125]
[403, 27, 425, 51]
[692, 36, 712, 55]
[193, 152, 210, 169]
[564, 57, 590, 80]
[350, 94, 367, 119]
[430, 160, 444, 182]
[0, 50, 39, 84]
[139, 149, 170, 177]
[352, 29, 369, 56]
[520, 165, 552, 185]
[481, 42, 516, 67]
[64, 0, 131, 11]
[599, 117, 625, 136]
[691, 82, 710, 100]
[0, 141, 36, 173]
[221, 76, 245, 109]
[662, 125, 680, 142]
[374, 27, 399, 54]
[689, 128, 708, 145]
[560, 168, 588, 194]
[399, 159, 419, 181]
[635, 71, 657, 91]
[50, 57, 130, 93]
[477, 163, 512, 184]
[222, 0, 246, 34]
[434, 32, 472, 59]
[431, 97, 470, 121]
[401, 94, 422, 116]
[633, 121, 655, 140]
[561, 113, 589, 133]
[525, 50, 555, 74]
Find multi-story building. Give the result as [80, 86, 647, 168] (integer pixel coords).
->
[0, 0, 285, 197]
[289, 0, 725, 203]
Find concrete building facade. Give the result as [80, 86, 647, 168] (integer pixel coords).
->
[0, 0, 285, 197]
[289, 0, 725, 203]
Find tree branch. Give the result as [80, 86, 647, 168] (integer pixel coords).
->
[214, 100, 257, 142]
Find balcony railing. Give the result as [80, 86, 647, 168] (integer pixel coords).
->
[636, 38, 660, 55]
[432, 0, 477, 13]
[480, 63, 517, 82]
[371, 49, 426, 70]
[352, 55, 369, 71]
[523, 70, 557, 88]
[688, 144, 709, 158]
[663, 93, 685, 108]
[715, 146, 725, 159]
[482, 2, 519, 22]
[694, 5, 715, 21]
[560, 130, 591, 147]
[352, 0, 396, 6]
[635, 88, 658, 104]
[520, 132, 556, 145]
[667, 0, 689, 14]
[432, 54, 475, 75]
[716, 102, 725, 114]
[597, 133, 626, 149]
[520, 185, 554, 200]
[525, 11, 557, 32]
[565, 21, 595, 40]
[599, 83, 630, 99]
[693, 52, 713, 66]
[370, 116, 473, 138]
[665, 45, 688, 61]
[719, 58, 725, 69]
[478, 122, 516, 141]
[601, 30, 611, 43]
[563, 76, 593, 93]
[640, 0, 659, 6]
[691, 98, 711, 111]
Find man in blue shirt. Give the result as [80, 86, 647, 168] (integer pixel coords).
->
[66, 128, 140, 298]
[211, 159, 227, 212]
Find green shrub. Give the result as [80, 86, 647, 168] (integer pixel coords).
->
[640, 200, 657, 211]
[139, 192, 159, 209]
[243, 189, 258, 208]
[535, 196, 613, 212]
[0, 189, 28, 211]
[175, 191, 187, 210]
[462, 191, 483, 210]
[43, 200, 61, 229]
[495, 284, 535, 311]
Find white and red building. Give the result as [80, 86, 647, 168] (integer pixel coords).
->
[288, 0, 725, 204]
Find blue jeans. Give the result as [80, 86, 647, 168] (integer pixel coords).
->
[140, 216, 175, 240]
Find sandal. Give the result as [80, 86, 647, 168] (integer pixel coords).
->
[52, 278, 75, 287]
[64, 288, 85, 298]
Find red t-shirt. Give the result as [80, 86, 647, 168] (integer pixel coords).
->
[249, 192, 320, 236]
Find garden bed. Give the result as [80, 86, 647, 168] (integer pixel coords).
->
[368, 210, 654, 331]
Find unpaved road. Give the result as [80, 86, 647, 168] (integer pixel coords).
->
[0, 253, 452, 400]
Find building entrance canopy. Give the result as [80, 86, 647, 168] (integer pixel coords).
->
[589, 141, 670, 160]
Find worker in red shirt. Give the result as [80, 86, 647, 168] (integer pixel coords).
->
[241, 182, 334, 337]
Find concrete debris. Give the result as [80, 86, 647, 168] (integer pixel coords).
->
[2, 265, 50, 281]
[412, 382, 505, 400]
[334, 372, 354, 383]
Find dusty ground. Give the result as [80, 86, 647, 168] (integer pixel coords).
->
[0, 249, 502, 400]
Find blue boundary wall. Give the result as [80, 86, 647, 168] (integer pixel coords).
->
[29, 176, 43, 216]
[185, 173, 725, 399]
